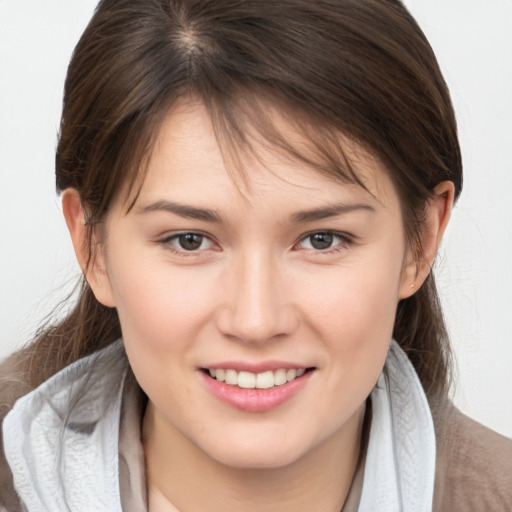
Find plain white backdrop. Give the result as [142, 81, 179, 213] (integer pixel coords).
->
[1, 0, 511, 437]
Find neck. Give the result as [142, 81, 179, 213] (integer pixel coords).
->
[143, 403, 366, 512]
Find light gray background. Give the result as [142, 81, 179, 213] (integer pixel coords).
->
[1, 0, 511, 436]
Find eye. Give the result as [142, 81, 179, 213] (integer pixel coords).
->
[161, 232, 215, 252]
[296, 231, 351, 252]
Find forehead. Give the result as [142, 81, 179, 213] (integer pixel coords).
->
[127, 98, 400, 214]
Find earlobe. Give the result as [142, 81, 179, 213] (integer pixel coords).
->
[399, 181, 455, 299]
[61, 189, 116, 307]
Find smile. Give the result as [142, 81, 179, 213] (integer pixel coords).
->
[201, 366, 315, 412]
[207, 368, 307, 389]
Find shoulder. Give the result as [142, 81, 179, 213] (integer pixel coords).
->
[0, 354, 30, 511]
[431, 399, 512, 511]
[0, 341, 128, 511]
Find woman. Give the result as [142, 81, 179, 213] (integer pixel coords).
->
[1, 0, 511, 510]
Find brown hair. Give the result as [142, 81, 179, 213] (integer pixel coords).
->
[4, 0, 462, 400]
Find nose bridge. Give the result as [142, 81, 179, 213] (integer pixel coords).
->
[218, 247, 296, 343]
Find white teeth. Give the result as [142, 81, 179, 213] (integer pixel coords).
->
[238, 371, 256, 389]
[225, 369, 238, 386]
[256, 371, 274, 389]
[274, 369, 287, 386]
[286, 369, 297, 382]
[207, 367, 308, 388]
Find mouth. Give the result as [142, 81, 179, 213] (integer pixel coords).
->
[202, 367, 315, 390]
[200, 365, 316, 412]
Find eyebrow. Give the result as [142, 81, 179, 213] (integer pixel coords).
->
[137, 200, 375, 224]
[137, 200, 223, 223]
[290, 203, 376, 223]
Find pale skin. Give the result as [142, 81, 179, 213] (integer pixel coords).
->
[63, 99, 454, 511]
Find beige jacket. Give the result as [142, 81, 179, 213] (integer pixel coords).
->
[1, 345, 511, 511]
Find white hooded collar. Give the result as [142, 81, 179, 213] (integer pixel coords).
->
[3, 340, 435, 511]
[358, 341, 436, 511]
[3, 341, 129, 512]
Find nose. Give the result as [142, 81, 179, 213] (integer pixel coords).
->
[215, 251, 298, 344]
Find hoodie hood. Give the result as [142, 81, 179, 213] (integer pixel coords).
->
[3, 340, 435, 511]
[3, 341, 129, 511]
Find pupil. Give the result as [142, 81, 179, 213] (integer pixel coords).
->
[311, 232, 333, 250]
[179, 233, 202, 250]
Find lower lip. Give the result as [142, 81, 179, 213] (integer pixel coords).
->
[200, 371, 313, 412]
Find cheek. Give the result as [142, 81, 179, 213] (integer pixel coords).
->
[299, 246, 405, 392]
[107, 258, 217, 413]
[304, 255, 402, 340]
[107, 254, 219, 351]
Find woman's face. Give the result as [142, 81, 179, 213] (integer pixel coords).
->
[95, 100, 415, 469]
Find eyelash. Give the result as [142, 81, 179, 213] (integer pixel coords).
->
[158, 231, 217, 257]
[293, 231, 354, 254]
[157, 230, 354, 256]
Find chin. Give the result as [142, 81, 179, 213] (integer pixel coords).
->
[200, 431, 312, 470]
[215, 449, 304, 471]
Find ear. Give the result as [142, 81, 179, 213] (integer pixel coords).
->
[399, 181, 455, 299]
[61, 188, 116, 307]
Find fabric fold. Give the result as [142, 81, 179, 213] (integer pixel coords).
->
[359, 340, 436, 511]
[3, 339, 436, 511]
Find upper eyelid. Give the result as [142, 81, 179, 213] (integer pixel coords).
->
[157, 229, 354, 250]
[158, 231, 218, 253]
[290, 232, 353, 256]
[296, 230, 354, 244]
[159, 230, 214, 242]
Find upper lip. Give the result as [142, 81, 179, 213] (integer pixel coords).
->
[200, 361, 312, 373]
